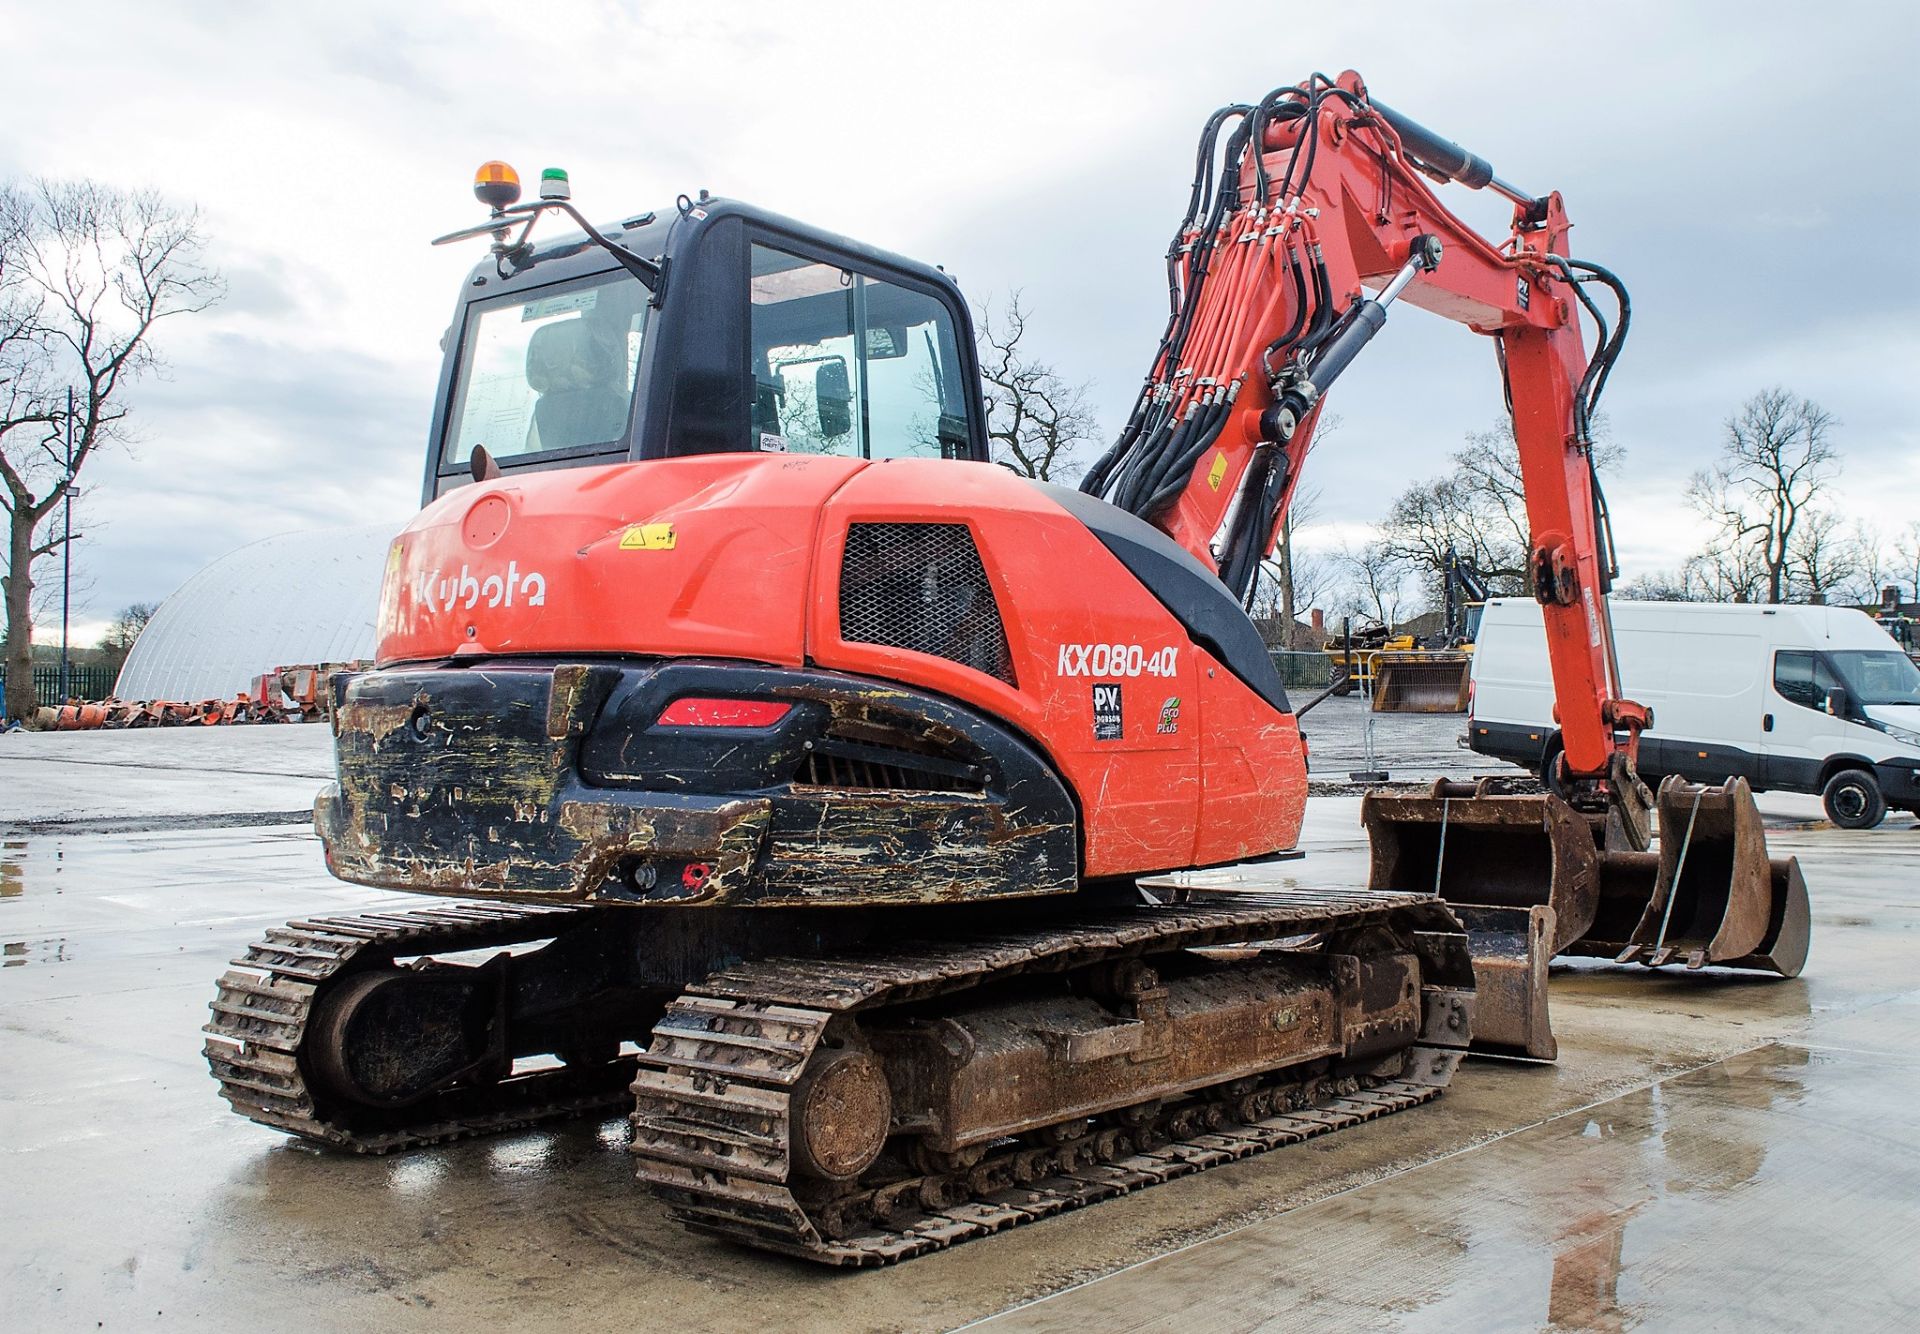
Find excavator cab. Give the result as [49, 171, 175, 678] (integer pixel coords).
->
[421, 187, 986, 503]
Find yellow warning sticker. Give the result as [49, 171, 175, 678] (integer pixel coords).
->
[620, 523, 677, 551]
[1206, 451, 1229, 491]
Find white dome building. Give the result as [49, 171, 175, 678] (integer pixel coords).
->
[115, 523, 401, 701]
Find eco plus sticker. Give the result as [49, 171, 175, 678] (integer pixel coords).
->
[1156, 696, 1182, 734]
[1092, 683, 1123, 741]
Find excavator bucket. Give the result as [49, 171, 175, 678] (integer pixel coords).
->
[1572, 777, 1808, 976]
[1362, 781, 1599, 1059]
[1369, 652, 1473, 713]
[1367, 775, 1810, 1061]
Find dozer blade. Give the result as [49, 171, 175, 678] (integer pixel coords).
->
[1362, 781, 1598, 1059]
[1607, 776, 1776, 970]
[1369, 652, 1473, 713]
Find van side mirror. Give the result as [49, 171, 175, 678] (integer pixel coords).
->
[815, 358, 852, 439]
[1824, 686, 1850, 718]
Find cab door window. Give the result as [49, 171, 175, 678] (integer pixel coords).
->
[749, 242, 969, 459]
[1773, 650, 1841, 712]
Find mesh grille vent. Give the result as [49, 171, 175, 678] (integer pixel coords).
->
[838, 523, 1016, 686]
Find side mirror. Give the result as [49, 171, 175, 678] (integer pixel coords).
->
[815, 358, 852, 439]
[1825, 686, 1851, 718]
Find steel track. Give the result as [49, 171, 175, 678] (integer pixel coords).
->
[204, 902, 637, 1152]
[631, 891, 1471, 1264]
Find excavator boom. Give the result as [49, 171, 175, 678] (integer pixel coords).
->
[1084, 70, 1637, 804]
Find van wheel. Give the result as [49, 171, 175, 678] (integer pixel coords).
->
[1821, 769, 1886, 830]
[1539, 741, 1569, 799]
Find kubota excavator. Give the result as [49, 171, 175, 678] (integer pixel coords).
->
[205, 71, 1809, 1265]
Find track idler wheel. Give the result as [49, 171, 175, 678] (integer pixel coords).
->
[789, 1048, 892, 1182]
[307, 959, 509, 1109]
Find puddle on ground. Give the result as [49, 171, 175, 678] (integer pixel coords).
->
[1429, 1043, 1816, 1331]
[0, 839, 68, 901]
[1, 840, 24, 899]
[3, 937, 73, 966]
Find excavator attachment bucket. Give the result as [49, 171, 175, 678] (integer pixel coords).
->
[1573, 777, 1808, 976]
[1369, 652, 1473, 713]
[1362, 781, 1599, 1059]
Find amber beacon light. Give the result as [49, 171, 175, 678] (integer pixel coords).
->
[472, 161, 521, 210]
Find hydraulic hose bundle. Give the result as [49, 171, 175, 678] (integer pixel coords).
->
[1081, 75, 1433, 601]
[1081, 75, 1635, 613]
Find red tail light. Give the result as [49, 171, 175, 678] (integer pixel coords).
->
[655, 697, 793, 728]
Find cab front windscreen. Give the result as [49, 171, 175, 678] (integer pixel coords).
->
[443, 272, 648, 467]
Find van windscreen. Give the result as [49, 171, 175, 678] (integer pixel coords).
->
[1827, 650, 1920, 707]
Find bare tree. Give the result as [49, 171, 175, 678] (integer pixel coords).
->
[1685, 388, 1839, 605]
[1259, 482, 1321, 640]
[96, 600, 156, 675]
[1785, 507, 1858, 604]
[1251, 542, 1338, 646]
[1895, 523, 1920, 605]
[1616, 568, 1711, 602]
[1380, 417, 1620, 600]
[1, 180, 221, 721]
[1844, 522, 1894, 607]
[976, 293, 1097, 482]
[1334, 539, 1409, 629]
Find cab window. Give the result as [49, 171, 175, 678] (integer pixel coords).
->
[444, 273, 648, 467]
[748, 242, 969, 459]
[1772, 650, 1841, 712]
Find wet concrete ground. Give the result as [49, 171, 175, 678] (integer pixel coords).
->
[1, 723, 1915, 1330]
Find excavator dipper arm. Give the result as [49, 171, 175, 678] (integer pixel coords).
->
[1081, 70, 1641, 809]
[1086, 74, 1807, 1059]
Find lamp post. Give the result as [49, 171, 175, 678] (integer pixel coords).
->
[58, 387, 74, 702]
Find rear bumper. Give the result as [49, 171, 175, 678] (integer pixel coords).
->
[316, 659, 1078, 907]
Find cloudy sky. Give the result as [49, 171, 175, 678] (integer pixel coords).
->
[6, 0, 1917, 642]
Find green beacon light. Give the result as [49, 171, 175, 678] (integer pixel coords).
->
[539, 168, 571, 202]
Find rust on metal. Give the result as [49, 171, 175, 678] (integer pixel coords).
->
[1612, 776, 1773, 968]
[1361, 782, 1597, 1058]
[1723, 857, 1812, 978]
[1446, 904, 1558, 1060]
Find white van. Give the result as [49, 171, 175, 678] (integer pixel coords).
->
[1467, 599, 1920, 828]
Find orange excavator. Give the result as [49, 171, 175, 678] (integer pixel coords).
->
[205, 71, 1807, 1264]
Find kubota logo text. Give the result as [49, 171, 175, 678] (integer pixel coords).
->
[413, 562, 548, 612]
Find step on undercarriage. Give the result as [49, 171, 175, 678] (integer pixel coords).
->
[207, 889, 1473, 1264]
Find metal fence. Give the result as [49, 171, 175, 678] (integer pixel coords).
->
[0, 664, 119, 710]
[1269, 649, 1335, 690]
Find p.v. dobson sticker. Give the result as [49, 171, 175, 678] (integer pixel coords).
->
[1092, 683, 1123, 741]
